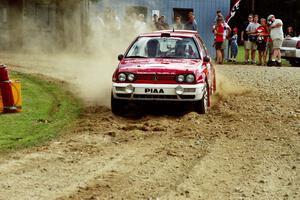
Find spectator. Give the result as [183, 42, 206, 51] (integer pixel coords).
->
[230, 28, 238, 63]
[185, 12, 198, 31]
[214, 17, 225, 64]
[256, 18, 269, 66]
[222, 20, 231, 62]
[152, 14, 160, 30]
[285, 26, 296, 38]
[268, 14, 284, 66]
[134, 14, 147, 34]
[157, 15, 169, 30]
[241, 14, 253, 64]
[214, 10, 224, 24]
[173, 16, 183, 30]
[246, 14, 260, 64]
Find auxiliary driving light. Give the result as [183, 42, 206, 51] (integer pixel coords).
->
[175, 86, 184, 95]
[125, 84, 134, 94]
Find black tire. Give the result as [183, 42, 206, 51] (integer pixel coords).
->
[289, 59, 300, 67]
[195, 83, 209, 114]
[111, 94, 126, 115]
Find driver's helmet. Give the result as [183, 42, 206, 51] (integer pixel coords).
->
[175, 40, 188, 57]
[147, 39, 160, 57]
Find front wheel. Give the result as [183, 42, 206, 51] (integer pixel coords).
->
[111, 94, 126, 115]
[195, 83, 209, 114]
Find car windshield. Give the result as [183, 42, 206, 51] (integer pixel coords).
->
[126, 36, 200, 59]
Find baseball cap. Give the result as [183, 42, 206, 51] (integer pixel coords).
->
[267, 14, 274, 21]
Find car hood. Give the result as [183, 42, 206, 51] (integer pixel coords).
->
[282, 36, 300, 48]
[118, 58, 203, 74]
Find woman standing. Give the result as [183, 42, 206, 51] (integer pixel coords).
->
[214, 17, 225, 64]
[256, 18, 269, 66]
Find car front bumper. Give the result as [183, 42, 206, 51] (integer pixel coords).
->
[280, 47, 300, 59]
[112, 83, 206, 101]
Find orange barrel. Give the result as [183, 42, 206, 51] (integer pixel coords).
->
[0, 65, 17, 113]
[11, 80, 22, 112]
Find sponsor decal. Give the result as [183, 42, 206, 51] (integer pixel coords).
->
[145, 88, 164, 94]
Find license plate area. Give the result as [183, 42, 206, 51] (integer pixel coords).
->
[135, 87, 175, 95]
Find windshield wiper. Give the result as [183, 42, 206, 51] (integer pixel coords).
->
[126, 56, 147, 58]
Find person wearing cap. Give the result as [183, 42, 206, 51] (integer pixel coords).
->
[267, 14, 284, 66]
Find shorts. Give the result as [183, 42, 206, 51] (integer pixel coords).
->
[257, 41, 266, 51]
[221, 40, 228, 50]
[245, 40, 257, 50]
[267, 42, 273, 54]
[215, 42, 223, 50]
[272, 39, 283, 49]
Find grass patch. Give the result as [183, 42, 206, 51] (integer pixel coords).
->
[224, 46, 290, 66]
[0, 71, 82, 152]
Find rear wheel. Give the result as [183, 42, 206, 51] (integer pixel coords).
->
[111, 94, 126, 115]
[195, 83, 209, 114]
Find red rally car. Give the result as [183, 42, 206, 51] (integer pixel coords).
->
[111, 30, 216, 115]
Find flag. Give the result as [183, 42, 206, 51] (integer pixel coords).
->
[226, 0, 242, 23]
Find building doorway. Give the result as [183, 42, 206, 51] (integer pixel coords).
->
[173, 8, 193, 24]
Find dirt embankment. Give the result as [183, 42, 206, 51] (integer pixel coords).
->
[0, 64, 299, 200]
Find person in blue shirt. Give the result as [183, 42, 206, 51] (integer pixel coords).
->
[185, 12, 198, 31]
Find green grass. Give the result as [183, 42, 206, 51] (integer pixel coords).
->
[225, 46, 290, 66]
[0, 72, 82, 152]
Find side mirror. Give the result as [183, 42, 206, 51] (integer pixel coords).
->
[118, 54, 124, 61]
[203, 56, 211, 63]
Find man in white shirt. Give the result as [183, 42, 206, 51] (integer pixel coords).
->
[246, 15, 260, 64]
[267, 15, 284, 66]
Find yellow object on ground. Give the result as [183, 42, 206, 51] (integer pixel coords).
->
[0, 80, 22, 113]
[11, 80, 22, 112]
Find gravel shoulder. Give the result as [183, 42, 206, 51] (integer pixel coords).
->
[0, 64, 299, 200]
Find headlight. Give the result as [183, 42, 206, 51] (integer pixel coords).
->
[177, 75, 185, 82]
[186, 74, 195, 83]
[127, 73, 135, 81]
[118, 73, 126, 82]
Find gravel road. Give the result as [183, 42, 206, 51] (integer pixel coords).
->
[0, 61, 299, 200]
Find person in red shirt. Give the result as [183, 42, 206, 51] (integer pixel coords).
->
[256, 18, 269, 66]
[213, 17, 225, 64]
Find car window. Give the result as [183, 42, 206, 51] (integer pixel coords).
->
[126, 36, 200, 59]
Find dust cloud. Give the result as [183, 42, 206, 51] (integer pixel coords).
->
[1, 1, 153, 107]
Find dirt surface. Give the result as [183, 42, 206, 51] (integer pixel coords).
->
[0, 63, 299, 200]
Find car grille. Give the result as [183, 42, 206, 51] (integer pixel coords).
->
[116, 94, 131, 98]
[136, 74, 176, 81]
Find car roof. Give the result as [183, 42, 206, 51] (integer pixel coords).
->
[140, 30, 198, 38]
